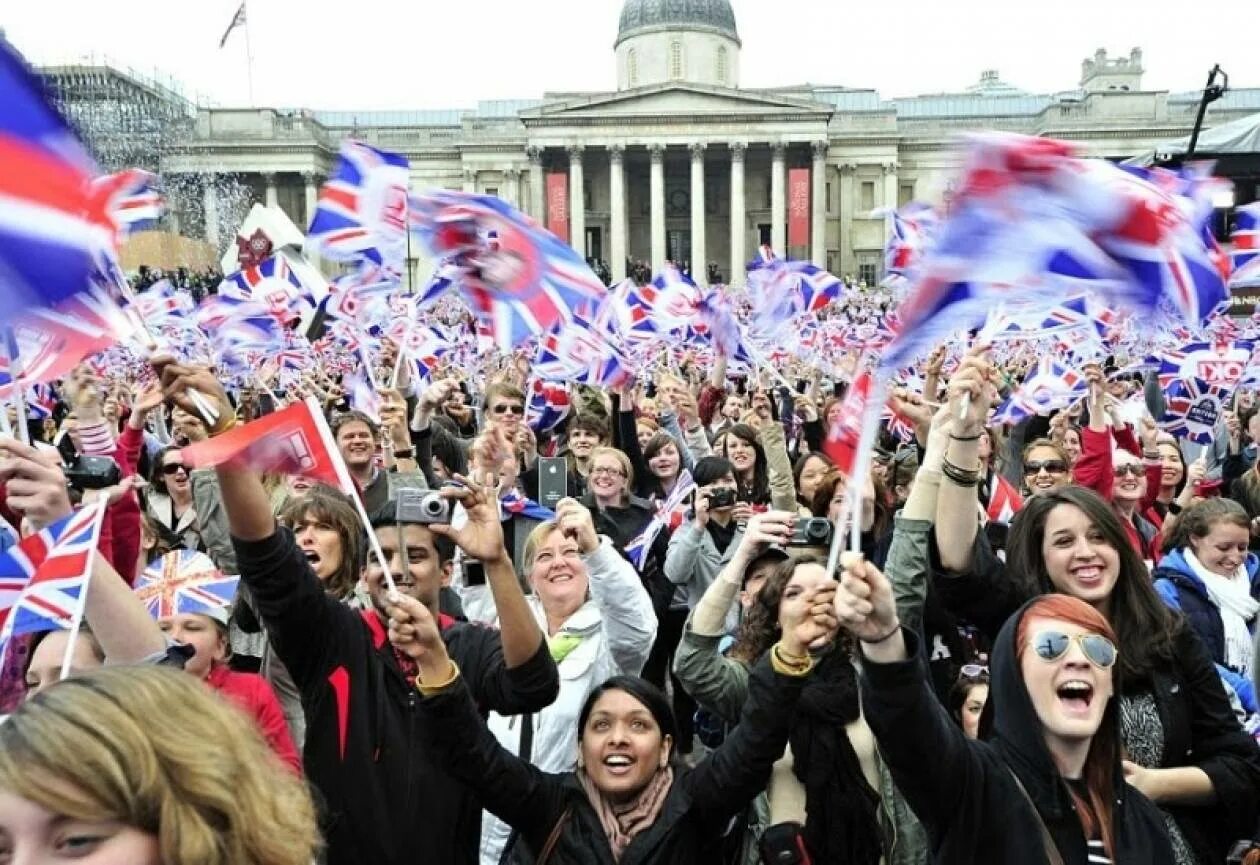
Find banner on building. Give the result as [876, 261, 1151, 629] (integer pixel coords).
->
[788, 168, 810, 248]
[546, 173, 569, 243]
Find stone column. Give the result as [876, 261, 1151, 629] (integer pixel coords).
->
[526, 146, 544, 220]
[689, 143, 707, 285]
[729, 142, 746, 287]
[650, 144, 666, 272]
[462, 169, 476, 194]
[302, 172, 320, 229]
[264, 173, 279, 209]
[502, 169, 519, 207]
[567, 144, 585, 260]
[609, 144, 627, 282]
[203, 175, 220, 249]
[839, 163, 856, 277]
[811, 141, 828, 267]
[771, 143, 786, 254]
[882, 162, 899, 209]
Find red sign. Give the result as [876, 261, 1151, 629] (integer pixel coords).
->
[788, 168, 810, 248]
[546, 172, 569, 243]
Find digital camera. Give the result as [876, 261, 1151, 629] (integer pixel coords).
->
[789, 517, 832, 547]
[705, 488, 736, 509]
[395, 489, 452, 525]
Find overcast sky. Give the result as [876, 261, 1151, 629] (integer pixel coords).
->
[5, 0, 1256, 110]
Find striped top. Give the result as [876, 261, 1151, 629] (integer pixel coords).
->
[1088, 838, 1112, 864]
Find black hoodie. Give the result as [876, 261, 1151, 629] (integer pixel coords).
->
[860, 600, 1176, 865]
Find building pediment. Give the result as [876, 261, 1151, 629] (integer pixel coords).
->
[521, 83, 833, 125]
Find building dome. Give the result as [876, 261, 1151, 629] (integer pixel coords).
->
[616, 0, 741, 48]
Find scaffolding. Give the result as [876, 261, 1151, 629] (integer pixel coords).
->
[40, 62, 200, 173]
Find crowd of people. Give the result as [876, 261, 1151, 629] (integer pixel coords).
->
[2, 284, 1260, 865]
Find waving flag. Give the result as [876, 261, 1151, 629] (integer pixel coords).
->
[624, 470, 695, 569]
[1163, 377, 1227, 444]
[180, 397, 356, 495]
[0, 44, 115, 317]
[992, 357, 1088, 425]
[90, 168, 165, 240]
[1155, 339, 1253, 391]
[219, 255, 316, 321]
[823, 371, 872, 476]
[746, 247, 843, 341]
[134, 550, 238, 620]
[987, 474, 1024, 525]
[534, 314, 634, 388]
[409, 192, 607, 351]
[526, 378, 571, 433]
[308, 141, 410, 270]
[0, 503, 106, 647]
[883, 203, 939, 288]
[1232, 202, 1260, 289]
[0, 309, 116, 399]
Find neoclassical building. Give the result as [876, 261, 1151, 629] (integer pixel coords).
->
[38, 0, 1260, 285]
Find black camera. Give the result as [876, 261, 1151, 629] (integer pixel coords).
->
[63, 454, 122, 491]
[789, 517, 833, 547]
[705, 488, 736, 509]
[395, 489, 452, 525]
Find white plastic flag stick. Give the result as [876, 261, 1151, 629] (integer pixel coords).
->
[4, 328, 30, 446]
[825, 373, 888, 579]
[60, 502, 108, 680]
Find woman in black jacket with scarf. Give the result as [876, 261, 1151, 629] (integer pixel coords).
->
[835, 554, 1176, 864]
[387, 569, 839, 865]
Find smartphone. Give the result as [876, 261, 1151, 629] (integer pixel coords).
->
[537, 457, 568, 508]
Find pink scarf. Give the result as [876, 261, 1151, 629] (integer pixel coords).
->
[578, 766, 675, 861]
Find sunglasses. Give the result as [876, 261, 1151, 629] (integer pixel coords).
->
[491, 403, 525, 416]
[161, 463, 188, 475]
[1024, 459, 1067, 475]
[1112, 463, 1145, 478]
[1030, 630, 1117, 669]
[959, 663, 989, 679]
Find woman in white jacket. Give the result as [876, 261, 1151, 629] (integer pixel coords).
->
[460, 496, 658, 865]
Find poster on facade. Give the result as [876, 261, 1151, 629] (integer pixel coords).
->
[546, 173, 569, 243]
[788, 168, 810, 249]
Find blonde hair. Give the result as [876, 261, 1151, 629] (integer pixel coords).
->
[590, 446, 635, 492]
[522, 519, 562, 573]
[0, 666, 320, 865]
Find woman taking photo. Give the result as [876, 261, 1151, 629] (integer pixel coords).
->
[1155, 498, 1260, 679]
[462, 498, 657, 865]
[834, 555, 1176, 864]
[390, 565, 838, 864]
[0, 666, 319, 865]
[675, 542, 926, 865]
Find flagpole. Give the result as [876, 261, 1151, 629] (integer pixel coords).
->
[5, 328, 30, 446]
[243, 0, 256, 105]
[60, 503, 108, 680]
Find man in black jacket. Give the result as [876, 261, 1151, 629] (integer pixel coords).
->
[157, 360, 560, 865]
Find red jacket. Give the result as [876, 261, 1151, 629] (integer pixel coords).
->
[206, 664, 302, 775]
[1073, 425, 1164, 560]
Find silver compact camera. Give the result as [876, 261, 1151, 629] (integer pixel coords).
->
[395, 489, 452, 525]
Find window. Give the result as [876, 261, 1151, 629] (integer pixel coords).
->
[486, 187, 498, 199]
[628, 49, 638, 86]
[716, 46, 727, 84]
[584, 181, 592, 211]
[898, 183, 915, 206]
[860, 181, 875, 211]
[858, 262, 878, 286]
[825, 182, 833, 212]
[670, 41, 683, 80]
[827, 251, 838, 274]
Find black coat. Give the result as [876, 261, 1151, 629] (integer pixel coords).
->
[234, 528, 560, 865]
[861, 606, 1177, 865]
[418, 654, 805, 865]
[582, 493, 673, 614]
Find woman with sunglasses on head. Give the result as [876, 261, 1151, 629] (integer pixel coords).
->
[836, 553, 1176, 864]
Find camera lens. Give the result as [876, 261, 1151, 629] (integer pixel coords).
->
[805, 519, 831, 542]
[421, 495, 445, 517]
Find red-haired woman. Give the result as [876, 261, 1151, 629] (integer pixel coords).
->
[834, 555, 1176, 864]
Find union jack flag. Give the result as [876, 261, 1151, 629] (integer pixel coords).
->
[1156, 339, 1254, 391]
[308, 140, 411, 270]
[90, 168, 165, 240]
[1163, 377, 1227, 445]
[0, 43, 114, 316]
[0, 503, 106, 646]
[883, 203, 939, 287]
[987, 474, 1024, 525]
[992, 357, 1088, 425]
[131, 279, 193, 324]
[526, 378, 571, 432]
[133, 550, 238, 620]
[220, 255, 316, 321]
[624, 470, 695, 569]
[410, 192, 607, 351]
[0, 309, 115, 400]
[534, 314, 635, 388]
[1231, 202, 1260, 289]
[746, 246, 842, 340]
[824, 370, 872, 476]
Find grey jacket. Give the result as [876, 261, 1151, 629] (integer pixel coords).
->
[664, 521, 745, 615]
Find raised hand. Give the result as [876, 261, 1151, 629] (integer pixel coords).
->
[833, 552, 899, 645]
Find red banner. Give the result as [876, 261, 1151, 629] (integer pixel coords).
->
[546, 172, 569, 242]
[788, 168, 810, 248]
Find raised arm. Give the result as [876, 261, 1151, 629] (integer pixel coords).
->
[886, 404, 948, 636]
[935, 349, 994, 574]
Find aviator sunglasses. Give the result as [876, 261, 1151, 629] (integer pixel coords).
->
[1031, 630, 1117, 669]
